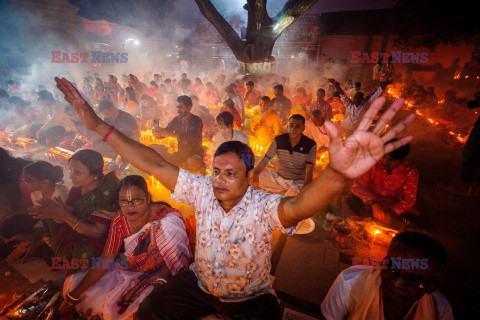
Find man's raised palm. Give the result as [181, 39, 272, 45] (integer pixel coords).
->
[325, 96, 415, 180]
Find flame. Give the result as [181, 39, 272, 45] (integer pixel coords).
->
[332, 113, 344, 123]
[315, 150, 329, 169]
[46, 147, 111, 166]
[140, 130, 178, 152]
[384, 84, 466, 144]
[251, 144, 266, 157]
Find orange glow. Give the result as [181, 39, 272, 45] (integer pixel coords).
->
[140, 130, 178, 152]
[315, 150, 329, 169]
[384, 85, 466, 144]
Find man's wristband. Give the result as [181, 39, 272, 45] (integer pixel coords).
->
[102, 126, 115, 141]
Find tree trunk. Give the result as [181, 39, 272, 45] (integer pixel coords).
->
[194, 0, 319, 74]
[237, 60, 274, 75]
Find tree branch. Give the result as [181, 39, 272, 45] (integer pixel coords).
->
[194, 0, 245, 57]
[272, 0, 318, 39]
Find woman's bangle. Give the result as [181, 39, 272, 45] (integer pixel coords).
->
[102, 125, 115, 141]
[72, 221, 80, 231]
[65, 292, 79, 305]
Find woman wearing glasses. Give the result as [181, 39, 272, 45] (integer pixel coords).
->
[0, 160, 67, 260]
[59, 175, 190, 320]
[28, 149, 119, 268]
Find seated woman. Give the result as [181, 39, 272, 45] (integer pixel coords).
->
[0, 160, 66, 260]
[29, 149, 119, 265]
[59, 175, 190, 320]
[0, 147, 31, 219]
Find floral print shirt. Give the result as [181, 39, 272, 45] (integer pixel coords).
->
[171, 168, 298, 302]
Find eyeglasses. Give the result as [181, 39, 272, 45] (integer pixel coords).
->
[118, 198, 146, 207]
[382, 258, 437, 291]
[21, 176, 36, 184]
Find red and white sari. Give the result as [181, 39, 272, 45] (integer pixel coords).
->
[63, 207, 190, 320]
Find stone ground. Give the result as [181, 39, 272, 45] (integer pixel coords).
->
[1, 113, 479, 319]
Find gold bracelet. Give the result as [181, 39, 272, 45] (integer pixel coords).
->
[65, 292, 79, 305]
[72, 221, 80, 231]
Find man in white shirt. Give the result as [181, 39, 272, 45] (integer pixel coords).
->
[329, 79, 388, 135]
[347, 82, 362, 100]
[209, 111, 249, 156]
[55, 76, 416, 320]
[305, 109, 330, 152]
[321, 231, 453, 320]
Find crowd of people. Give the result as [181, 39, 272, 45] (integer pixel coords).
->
[0, 58, 476, 319]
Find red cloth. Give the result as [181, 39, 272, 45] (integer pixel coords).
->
[350, 161, 418, 214]
[103, 213, 131, 255]
[145, 88, 157, 97]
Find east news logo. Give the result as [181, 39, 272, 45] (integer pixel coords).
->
[51, 51, 128, 63]
[351, 51, 429, 64]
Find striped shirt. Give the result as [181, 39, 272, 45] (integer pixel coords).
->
[265, 133, 317, 181]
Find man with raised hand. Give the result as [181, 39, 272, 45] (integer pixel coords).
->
[55, 77, 415, 320]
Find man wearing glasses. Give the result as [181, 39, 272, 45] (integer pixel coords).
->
[251, 114, 316, 196]
[55, 76, 416, 320]
[321, 231, 453, 320]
